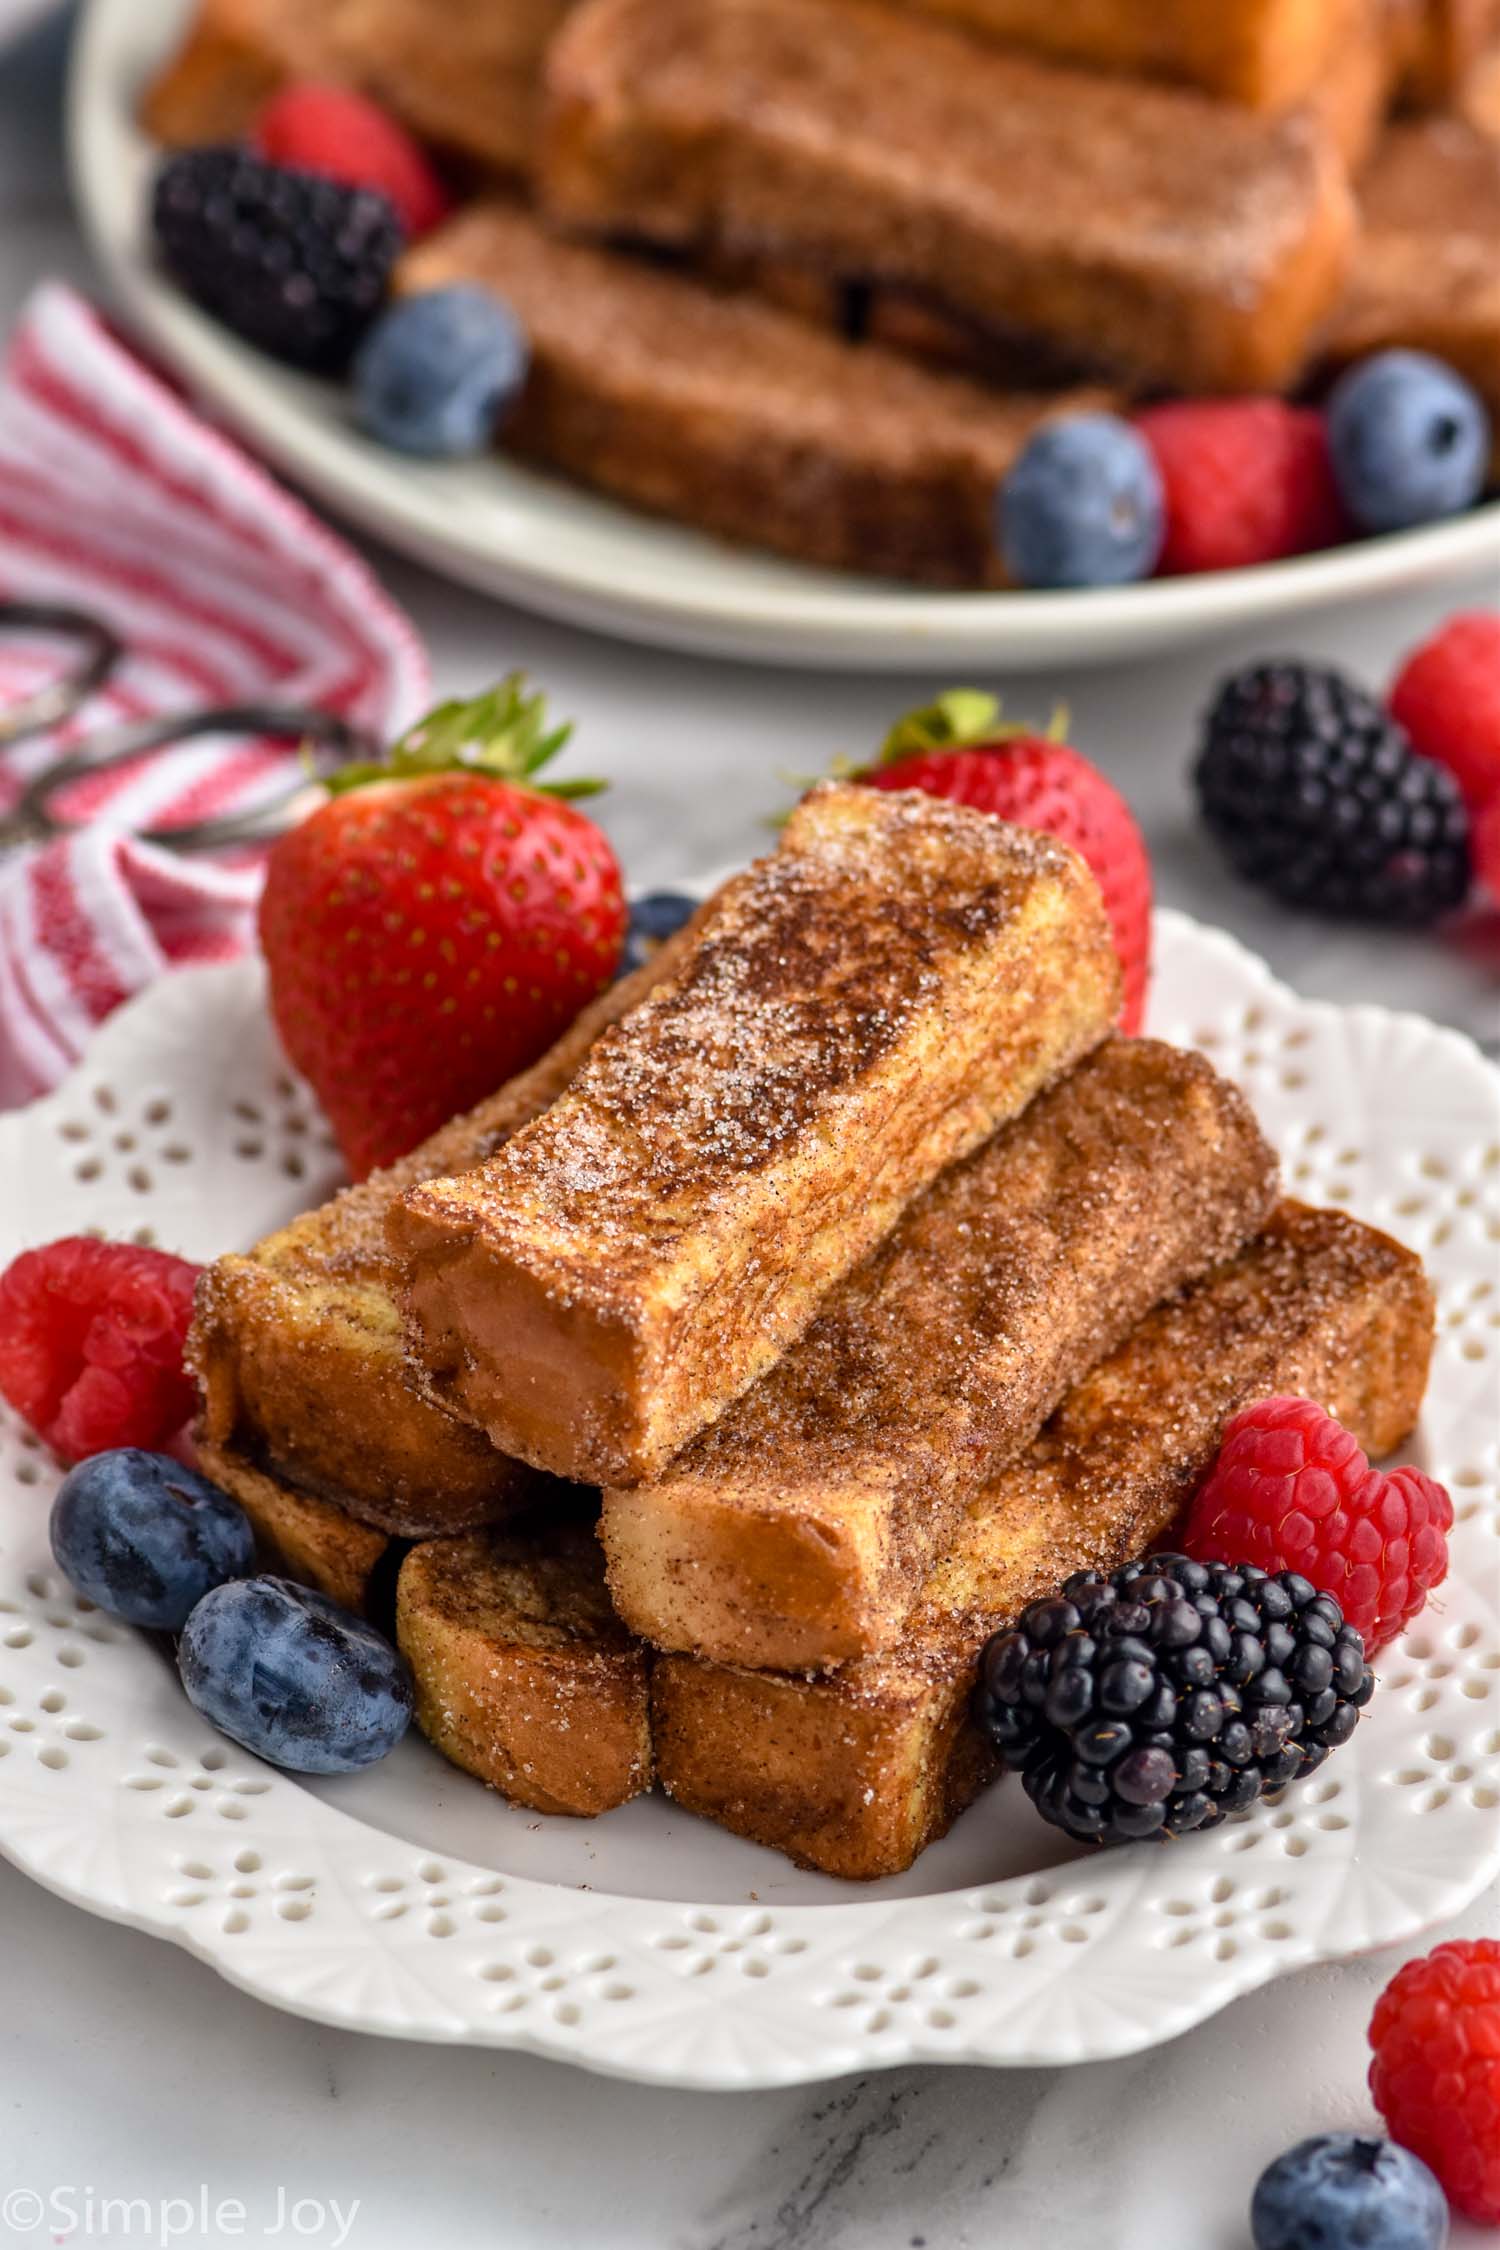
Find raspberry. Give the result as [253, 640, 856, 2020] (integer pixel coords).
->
[1136, 399, 1349, 576]
[1182, 1396, 1452, 1653]
[1390, 612, 1500, 814]
[1370, 1939, 1500, 2223]
[253, 82, 452, 239]
[0, 1239, 201, 1462]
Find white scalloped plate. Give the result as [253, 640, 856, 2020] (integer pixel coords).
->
[0, 910, 1496, 2088]
[71, 0, 1500, 673]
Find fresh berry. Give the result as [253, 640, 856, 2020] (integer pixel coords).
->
[179, 1575, 412, 1773]
[1327, 350, 1490, 535]
[974, 1555, 1374, 1847]
[860, 691, 1151, 1032]
[151, 146, 401, 373]
[1196, 661, 1472, 924]
[1371, 1939, 1500, 2224]
[259, 680, 625, 1178]
[1183, 1398, 1452, 1654]
[997, 412, 1164, 589]
[50, 1449, 254, 1633]
[1136, 399, 1349, 575]
[622, 890, 698, 974]
[1251, 2134, 1448, 2250]
[353, 286, 529, 457]
[0, 1239, 201, 1461]
[252, 81, 451, 239]
[1390, 612, 1500, 814]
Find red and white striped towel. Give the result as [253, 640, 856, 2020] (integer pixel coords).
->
[0, 283, 429, 1107]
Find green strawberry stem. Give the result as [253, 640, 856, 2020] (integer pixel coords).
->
[872, 688, 1071, 769]
[777, 688, 1073, 814]
[324, 676, 606, 799]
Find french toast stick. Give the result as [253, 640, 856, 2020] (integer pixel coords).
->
[142, 0, 573, 176]
[333, 0, 575, 176]
[653, 1203, 1435, 1880]
[541, 0, 1357, 394]
[603, 1039, 1278, 1671]
[195, 1432, 393, 1616]
[189, 933, 690, 1538]
[393, 784, 1120, 1489]
[708, 0, 1387, 392]
[397, 1511, 652, 1816]
[141, 0, 345, 146]
[396, 202, 1116, 588]
[1324, 119, 1500, 435]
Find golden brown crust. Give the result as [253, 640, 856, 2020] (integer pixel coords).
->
[1306, 0, 1401, 176]
[654, 1203, 1436, 1879]
[603, 1039, 1279, 1670]
[397, 202, 1118, 588]
[195, 1433, 392, 1616]
[397, 1517, 652, 1816]
[541, 0, 1356, 394]
[187, 937, 690, 1538]
[394, 786, 1120, 1487]
[865, 0, 1354, 108]
[1389, 0, 1500, 104]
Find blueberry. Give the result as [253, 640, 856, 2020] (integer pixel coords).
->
[998, 412, 1164, 588]
[621, 890, 697, 973]
[353, 285, 529, 457]
[1328, 350, 1489, 533]
[1251, 2134, 1448, 2250]
[50, 1449, 254, 1632]
[178, 1576, 412, 1774]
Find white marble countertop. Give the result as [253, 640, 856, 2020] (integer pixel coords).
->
[0, 13, 1496, 2248]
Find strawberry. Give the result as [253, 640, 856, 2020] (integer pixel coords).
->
[857, 691, 1152, 1033]
[259, 679, 625, 1179]
[252, 82, 452, 239]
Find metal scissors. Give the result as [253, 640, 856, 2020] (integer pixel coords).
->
[0, 599, 383, 854]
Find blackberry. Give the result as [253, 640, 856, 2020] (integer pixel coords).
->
[152, 147, 402, 374]
[973, 1555, 1374, 1847]
[1195, 661, 1471, 924]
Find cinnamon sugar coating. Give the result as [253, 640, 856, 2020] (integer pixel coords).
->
[653, 1202, 1436, 1879]
[188, 933, 692, 1537]
[603, 1037, 1279, 1670]
[393, 784, 1120, 1487]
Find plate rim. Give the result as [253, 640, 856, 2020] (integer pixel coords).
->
[0, 905, 1496, 2088]
[67, 0, 1500, 673]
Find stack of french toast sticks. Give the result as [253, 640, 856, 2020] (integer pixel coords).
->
[144, 0, 1500, 583]
[189, 786, 1437, 1879]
